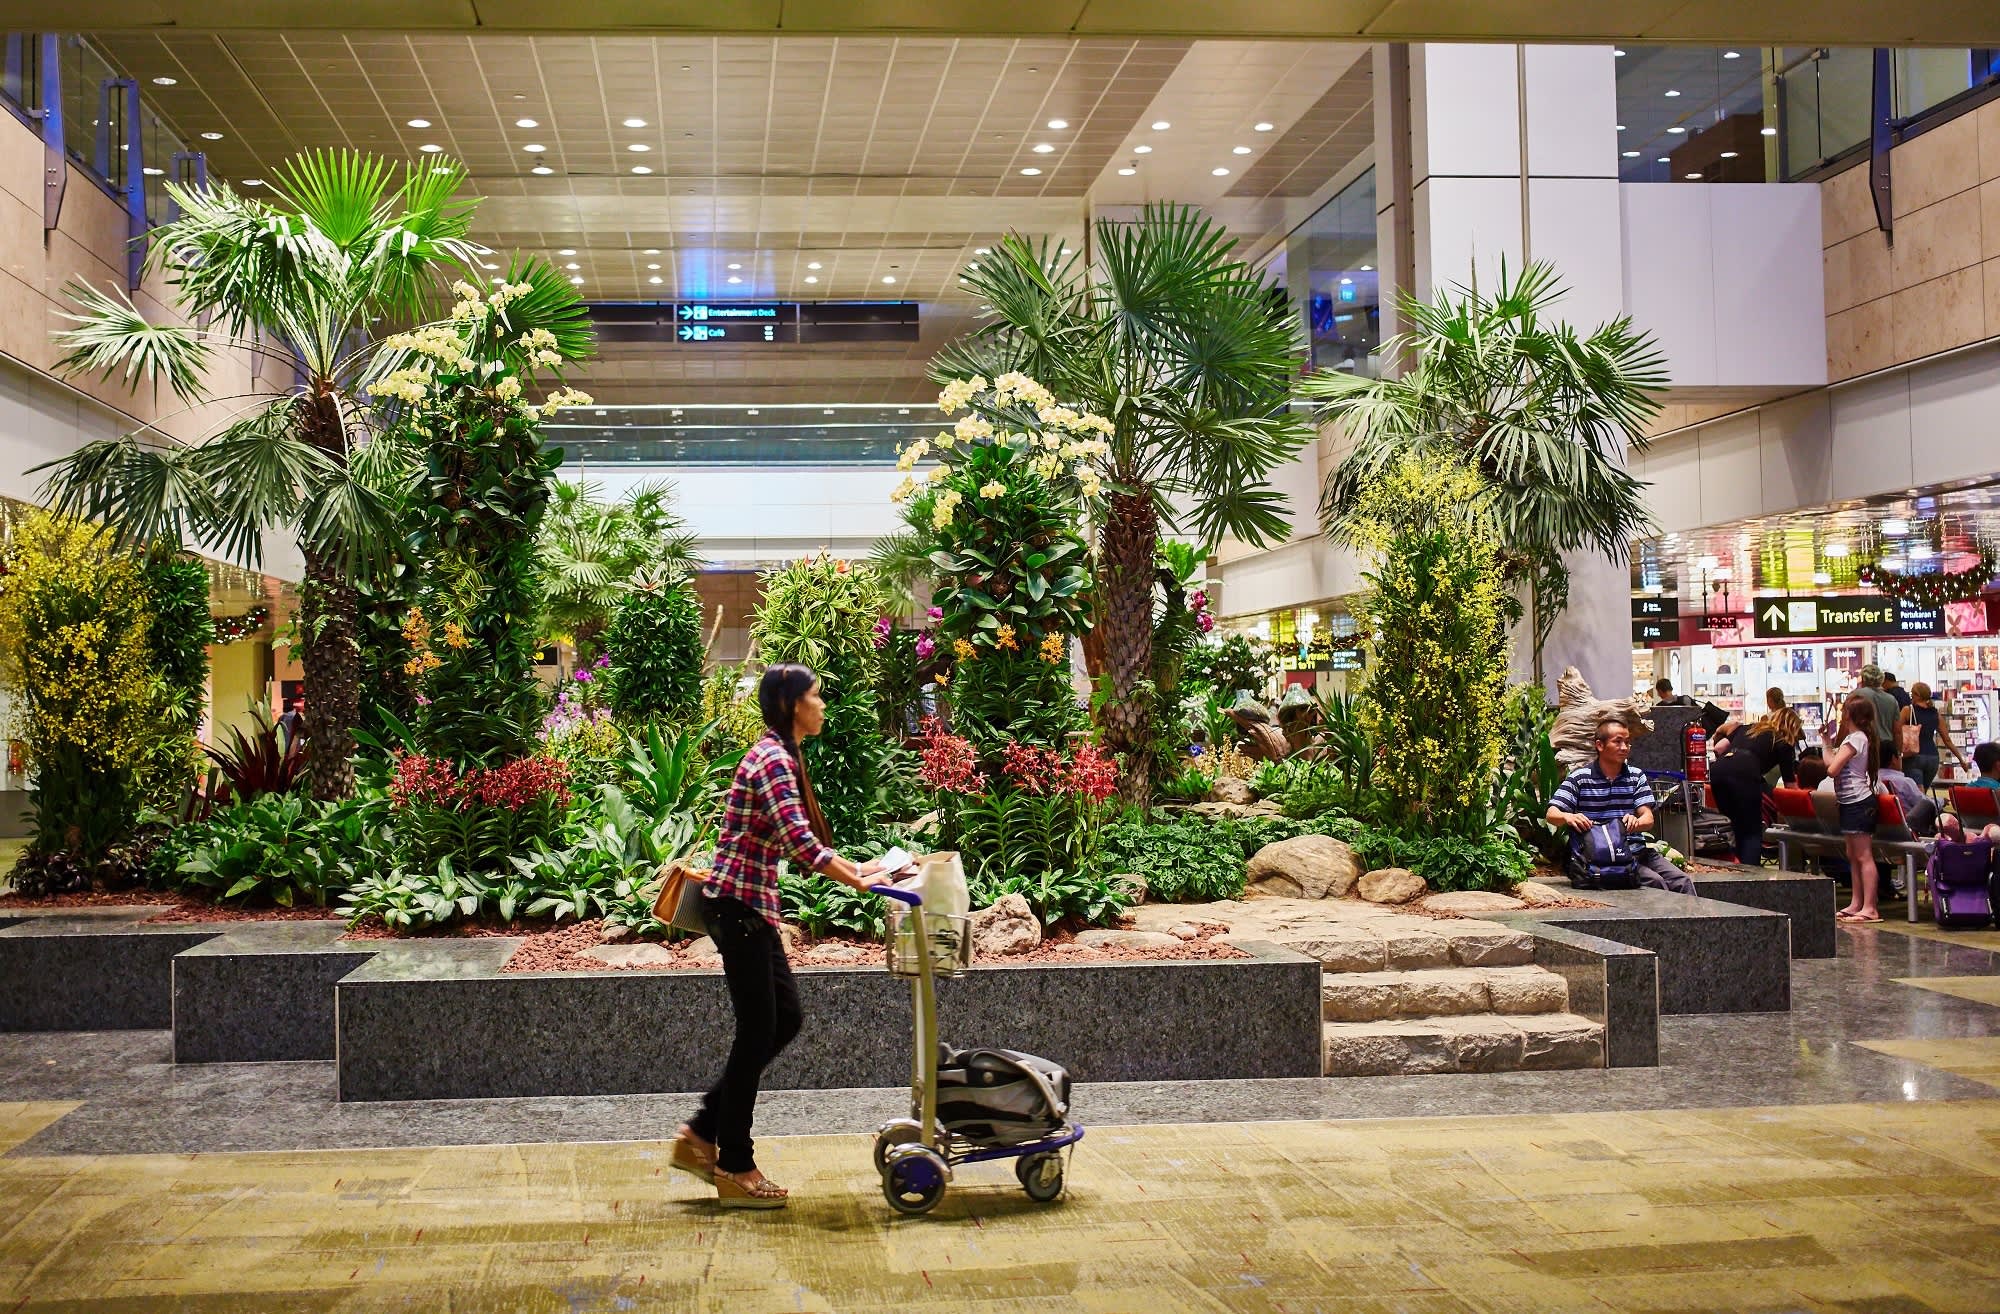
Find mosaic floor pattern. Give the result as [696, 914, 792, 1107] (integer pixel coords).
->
[3, 1098, 1999, 1313]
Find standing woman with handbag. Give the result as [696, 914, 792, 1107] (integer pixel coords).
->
[671, 663, 900, 1208]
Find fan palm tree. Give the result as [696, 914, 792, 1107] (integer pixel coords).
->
[33, 149, 592, 799]
[1301, 259, 1669, 685]
[536, 477, 700, 657]
[936, 203, 1313, 803]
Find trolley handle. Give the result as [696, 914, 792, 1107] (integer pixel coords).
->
[877, 885, 922, 906]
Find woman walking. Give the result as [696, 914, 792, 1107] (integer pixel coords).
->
[672, 664, 901, 1207]
[1899, 681, 1965, 793]
[1825, 695, 1883, 923]
[1709, 689, 1802, 864]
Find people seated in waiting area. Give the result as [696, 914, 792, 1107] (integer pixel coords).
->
[1971, 742, 2000, 790]
[1546, 717, 1696, 894]
[1874, 742, 1938, 836]
[1709, 689, 1802, 865]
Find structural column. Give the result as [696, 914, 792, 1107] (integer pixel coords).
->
[1374, 42, 1635, 697]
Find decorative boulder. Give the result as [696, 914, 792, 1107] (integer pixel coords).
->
[1074, 928, 1183, 951]
[1245, 835, 1361, 900]
[1358, 867, 1428, 905]
[1419, 891, 1529, 915]
[1112, 872, 1148, 905]
[1550, 665, 1652, 770]
[1208, 777, 1254, 806]
[1514, 880, 1567, 906]
[681, 936, 723, 967]
[580, 942, 676, 968]
[969, 893, 1042, 957]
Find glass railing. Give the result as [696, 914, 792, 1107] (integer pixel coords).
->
[1, 33, 194, 224]
[1617, 44, 2000, 184]
[545, 404, 938, 466]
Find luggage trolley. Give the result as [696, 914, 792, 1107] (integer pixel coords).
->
[871, 885, 1084, 1215]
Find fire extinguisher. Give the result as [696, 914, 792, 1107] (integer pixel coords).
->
[1684, 723, 1709, 783]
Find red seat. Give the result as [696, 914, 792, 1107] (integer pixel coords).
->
[1950, 786, 2000, 822]
[1875, 790, 1915, 842]
[1772, 787, 1822, 832]
[1703, 783, 1718, 811]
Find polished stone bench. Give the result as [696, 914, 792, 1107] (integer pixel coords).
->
[171, 921, 372, 1063]
[1515, 922, 1660, 1067]
[0, 909, 249, 1031]
[1502, 889, 1792, 1014]
[333, 939, 1325, 1102]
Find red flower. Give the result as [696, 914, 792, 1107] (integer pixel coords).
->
[1001, 741, 1063, 795]
[388, 751, 571, 810]
[916, 718, 986, 795]
[1063, 743, 1119, 803]
[389, 752, 459, 808]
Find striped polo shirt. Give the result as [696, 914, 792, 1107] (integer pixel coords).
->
[1550, 761, 1658, 855]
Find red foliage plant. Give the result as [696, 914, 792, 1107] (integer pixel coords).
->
[389, 751, 572, 811]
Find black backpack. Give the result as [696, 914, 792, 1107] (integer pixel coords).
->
[1566, 818, 1640, 890]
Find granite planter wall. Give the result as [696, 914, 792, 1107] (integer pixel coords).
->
[0, 911, 234, 1031]
[336, 940, 1324, 1102]
[172, 922, 370, 1063]
[1515, 923, 1660, 1067]
[1518, 889, 1791, 1014]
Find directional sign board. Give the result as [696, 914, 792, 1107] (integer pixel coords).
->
[672, 302, 798, 344]
[1632, 619, 1674, 644]
[1751, 594, 1944, 640]
[1631, 595, 1679, 620]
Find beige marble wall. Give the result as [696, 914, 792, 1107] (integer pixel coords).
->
[1823, 97, 2000, 381]
[0, 106, 261, 448]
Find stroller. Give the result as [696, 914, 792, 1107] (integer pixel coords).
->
[872, 885, 1083, 1215]
[1927, 839, 1996, 929]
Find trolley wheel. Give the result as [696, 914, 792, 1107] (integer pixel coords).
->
[873, 1118, 925, 1175]
[1016, 1152, 1065, 1203]
[882, 1144, 949, 1215]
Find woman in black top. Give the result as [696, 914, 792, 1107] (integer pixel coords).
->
[1710, 691, 1802, 865]
[1899, 681, 1965, 792]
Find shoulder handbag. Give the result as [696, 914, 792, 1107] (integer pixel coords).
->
[651, 861, 713, 935]
[1898, 720, 1921, 755]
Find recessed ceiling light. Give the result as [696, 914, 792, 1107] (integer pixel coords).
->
[1032, 143, 1054, 154]
[152, 76, 177, 86]
[1338, 277, 1353, 285]
[419, 144, 443, 153]
[522, 143, 546, 153]
[1151, 120, 1171, 130]
[727, 275, 741, 284]
[1132, 144, 1152, 154]
[823, 408, 836, 415]
[882, 275, 897, 284]
[973, 248, 988, 256]
[1656, 157, 1669, 163]
[804, 275, 819, 283]
[728, 263, 745, 271]
[1047, 118, 1068, 129]
[515, 117, 538, 128]
[1232, 145, 1251, 155]
[558, 248, 576, 255]
[1254, 121, 1274, 131]
[532, 165, 554, 175]
[1211, 167, 1230, 176]
[1664, 89, 1681, 97]
[649, 276, 663, 284]
[1667, 126, 1686, 134]
[747, 408, 759, 415]
[1622, 150, 1640, 158]
[1614, 47, 1626, 56]
[808, 261, 822, 269]
[628, 143, 651, 152]
[647, 262, 661, 270]
[1719, 151, 1739, 159]
[565, 262, 580, 270]
[1359, 264, 1373, 271]
[1761, 126, 1778, 136]
[1020, 167, 1041, 175]
[1059, 246, 1071, 255]
[623, 117, 648, 128]
[406, 118, 430, 128]
[967, 263, 980, 271]
[1723, 50, 1741, 58]
[1882, 518, 1910, 534]
[242, 178, 265, 186]
[142, 166, 165, 176]
[570, 275, 583, 284]
[1617, 124, 1626, 131]
[1812, 571, 1832, 584]
[201, 131, 223, 140]
[631, 165, 653, 174]
[1118, 166, 1137, 175]
[1683, 172, 1702, 179]
[481, 261, 498, 270]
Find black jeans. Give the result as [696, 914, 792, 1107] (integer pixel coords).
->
[688, 895, 802, 1174]
[1711, 761, 1767, 865]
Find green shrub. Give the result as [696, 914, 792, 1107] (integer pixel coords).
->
[980, 867, 1131, 928]
[1156, 766, 1214, 804]
[1248, 760, 1290, 800]
[606, 580, 706, 723]
[154, 790, 390, 907]
[780, 869, 890, 939]
[1099, 816, 1247, 903]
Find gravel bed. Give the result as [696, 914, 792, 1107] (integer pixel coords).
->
[0, 889, 339, 921]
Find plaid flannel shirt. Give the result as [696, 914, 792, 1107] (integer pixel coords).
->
[706, 732, 836, 925]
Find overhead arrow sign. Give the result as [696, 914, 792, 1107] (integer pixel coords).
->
[1761, 602, 1787, 630]
[1751, 594, 1941, 640]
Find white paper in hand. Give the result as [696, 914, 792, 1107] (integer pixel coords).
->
[875, 847, 916, 876]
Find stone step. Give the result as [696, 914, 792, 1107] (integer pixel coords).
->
[1323, 1012, 1604, 1076]
[1321, 965, 1570, 1023]
[1265, 919, 1536, 973]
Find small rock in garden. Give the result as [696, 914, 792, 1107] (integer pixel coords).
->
[1246, 800, 1286, 818]
[1358, 868, 1428, 905]
[682, 936, 723, 966]
[1207, 777, 1254, 806]
[817, 945, 869, 963]
[580, 943, 677, 968]
[1113, 872, 1148, 905]
[778, 922, 805, 954]
[969, 893, 1042, 956]
[1246, 835, 1360, 900]
[600, 924, 632, 942]
[1074, 928, 1182, 951]
[1167, 923, 1200, 941]
[1419, 891, 1528, 915]
[1183, 801, 1263, 821]
[1513, 880, 1566, 906]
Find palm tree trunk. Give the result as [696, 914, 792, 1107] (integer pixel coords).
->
[1098, 490, 1158, 806]
[299, 385, 360, 801]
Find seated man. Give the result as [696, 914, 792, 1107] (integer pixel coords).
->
[1546, 716, 1697, 894]
[1972, 742, 2000, 790]
[1876, 742, 1939, 835]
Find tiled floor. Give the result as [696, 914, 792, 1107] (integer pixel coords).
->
[0, 924, 1996, 1311]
